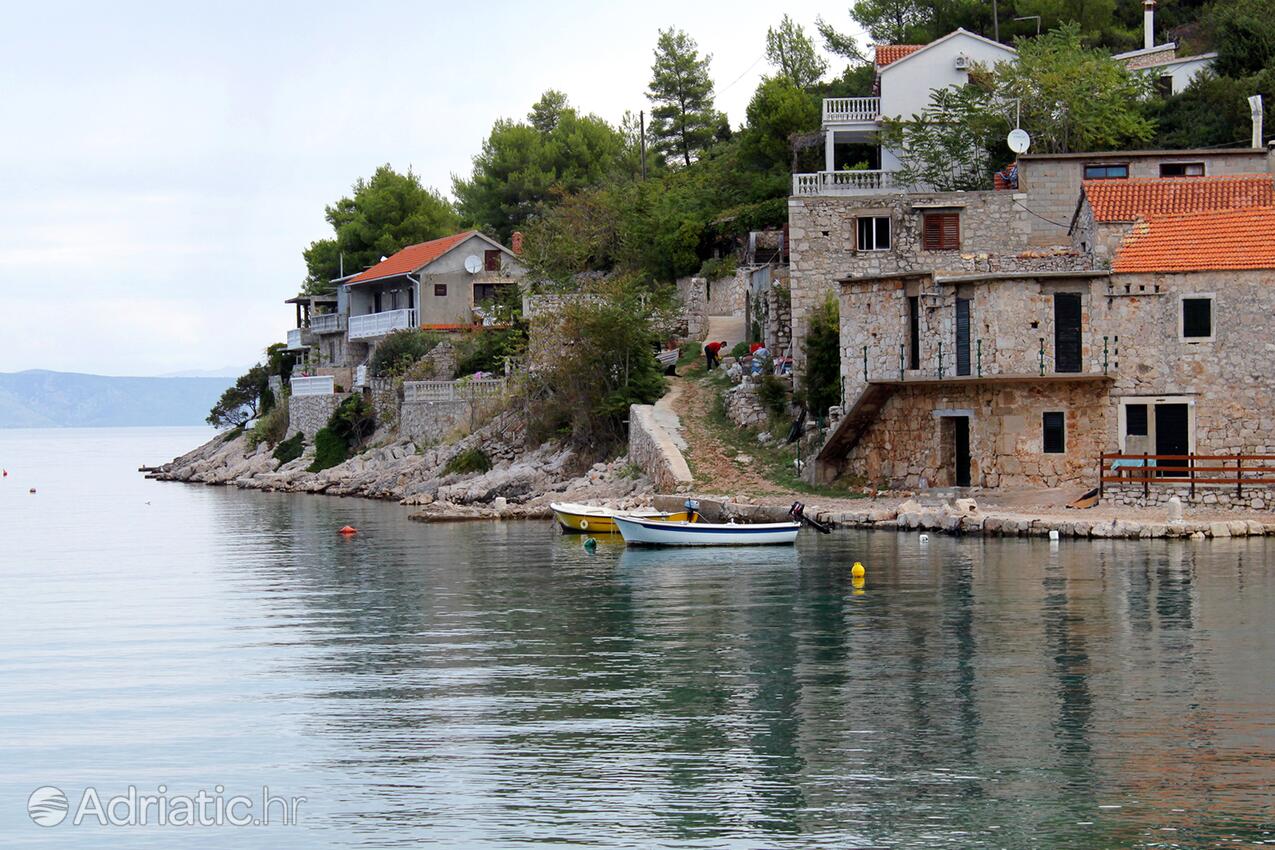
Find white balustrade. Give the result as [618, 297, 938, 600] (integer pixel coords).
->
[290, 375, 335, 396]
[823, 97, 880, 123]
[286, 328, 307, 350]
[310, 313, 344, 333]
[403, 378, 507, 403]
[791, 170, 902, 196]
[348, 308, 417, 340]
[354, 364, 368, 388]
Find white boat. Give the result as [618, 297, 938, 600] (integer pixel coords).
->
[611, 515, 801, 547]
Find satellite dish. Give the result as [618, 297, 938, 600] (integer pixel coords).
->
[1007, 128, 1031, 154]
[464, 255, 482, 274]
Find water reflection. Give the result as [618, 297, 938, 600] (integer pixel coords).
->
[5, 428, 1275, 848]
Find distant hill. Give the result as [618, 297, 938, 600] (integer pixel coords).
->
[0, 370, 234, 428]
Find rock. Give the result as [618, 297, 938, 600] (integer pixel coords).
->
[1166, 495, 1183, 522]
[1228, 520, 1250, 537]
[733, 453, 754, 465]
[756, 431, 773, 445]
[1209, 521, 1232, 538]
[953, 497, 978, 515]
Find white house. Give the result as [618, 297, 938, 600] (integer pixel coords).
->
[795, 29, 1016, 197]
[1113, 1, 1215, 97]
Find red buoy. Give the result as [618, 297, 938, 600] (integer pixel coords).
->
[339, 525, 358, 535]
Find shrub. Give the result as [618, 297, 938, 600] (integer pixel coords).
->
[756, 374, 789, 418]
[698, 255, 737, 282]
[730, 341, 750, 359]
[796, 295, 840, 418]
[370, 329, 441, 377]
[455, 327, 526, 376]
[443, 447, 492, 475]
[308, 427, 348, 472]
[272, 431, 305, 464]
[248, 399, 289, 448]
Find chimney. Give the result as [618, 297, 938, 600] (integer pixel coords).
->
[1144, 0, 1156, 50]
[1250, 94, 1265, 150]
[511, 231, 524, 255]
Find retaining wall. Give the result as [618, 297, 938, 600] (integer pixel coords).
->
[288, 393, 349, 439]
[400, 400, 471, 444]
[628, 403, 693, 493]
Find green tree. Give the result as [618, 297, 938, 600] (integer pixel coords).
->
[1209, 0, 1275, 78]
[647, 28, 726, 167]
[207, 364, 270, 429]
[1000, 25, 1154, 152]
[798, 296, 841, 419]
[848, 0, 936, 43]
[766, 15, 828, 88]
[453, 94, 628, 240]
[1152, 68, 1275, 148]
[881, 82, 1010, 190]
[743, 76, 822, 170]
[302, 166, 458, 294]
[1011, 0, 1118, 42]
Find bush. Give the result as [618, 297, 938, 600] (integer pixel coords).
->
[756, 374, 789, 418]
[248, 399, 289, 448]
[455, 327, 526, 376]
[443, 447, 492, 475]
[796, 295, 840, 418]
[272, 431, 305, 464]
[370, 329, 441, 377]
[698, 254, 738, 282]
[308, 427, 348, 472]
[730, 341, 750, 359]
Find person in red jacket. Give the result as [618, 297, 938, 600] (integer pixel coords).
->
[703, 340, 727, 370]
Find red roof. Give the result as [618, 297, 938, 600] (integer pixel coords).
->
[346, 231, 477, 285]
[874, 44, 924, 66]
[1112, 207, 1275, 273]
[1084, 175, 1275, 222]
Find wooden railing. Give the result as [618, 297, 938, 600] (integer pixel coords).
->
[1099, 452, 1275, 500]
[403, 378, 507, 403]
[823, 97, 880, 123]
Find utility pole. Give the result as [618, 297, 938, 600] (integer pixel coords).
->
[639, 110, 648, 180]
[992, 0, 999, 42]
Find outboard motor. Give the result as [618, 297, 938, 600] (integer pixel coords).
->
[789, 500, 831, 534]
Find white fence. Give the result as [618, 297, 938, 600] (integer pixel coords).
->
[348, 308, 417, 340]
[353, 364, 368, 388]
[822, 97, 880, 123]
[290, 375, 335, 396]
[403, 378, 507, 403]
[792, 170, 903, 196]
[310, 313, 344, 333]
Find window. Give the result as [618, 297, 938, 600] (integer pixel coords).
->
[1126, 404, 1148, 436]
[856, 215, 891, 251]
[434, 283, 447, 297]
[921, 211, 959, 250]
[907, 296, 920, 370]
[1042, 412, 1066, 454]
[1160, 161, 1205, 177]
[1083, 163, 1129, 180]
[1155, 75, 1174, 98]
[474, 283, 501, 303]
[1182, 296, 1213, 340]
[484, 249, 502, 272]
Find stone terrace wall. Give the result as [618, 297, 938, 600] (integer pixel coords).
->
[400, 399, 470, 444]
[764, 283, 791, 357]
[1105, 482, 1275, 513]
[628, 403, 693, 493]
[288, 393, 349, 439]
[788, 190, 1088, 372]
[676, 277, 708, 340]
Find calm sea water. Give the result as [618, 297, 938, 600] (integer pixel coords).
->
[3, 427, 1275, 848]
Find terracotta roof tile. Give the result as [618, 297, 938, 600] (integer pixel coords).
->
[346, 231, 477, 285]
[1112, 207, 1275, 273]
[1084, 174, 1275, 222]
[874, 44, 925, 66]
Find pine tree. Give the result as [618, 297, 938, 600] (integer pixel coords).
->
[647, 28, 724, 167]
[766, 15, 827, 88]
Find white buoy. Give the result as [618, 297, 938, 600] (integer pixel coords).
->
[1049, 530, 1060, 541]
[919, 533, 930, 543]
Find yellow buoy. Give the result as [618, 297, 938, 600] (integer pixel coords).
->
[851, 575, 866, 595]
[850, 561, 865, 578]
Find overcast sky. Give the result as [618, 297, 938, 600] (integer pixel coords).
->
[0, 1, 863, 377]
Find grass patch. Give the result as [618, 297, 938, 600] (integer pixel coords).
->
[443, 447, 492, 476]
[272, 431, 305, 465]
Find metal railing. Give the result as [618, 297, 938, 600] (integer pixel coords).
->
[823, 97, 881, 123]
[792, 170, 902, 196]
[403, 378, 507, 403]
[309, 313, 345, 334]
[348, 308, 417, 340]
[1100, 452, 1275, 501]
[290, 375, 335, 396]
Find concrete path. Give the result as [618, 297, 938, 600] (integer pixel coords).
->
[705, 313, 746, 349]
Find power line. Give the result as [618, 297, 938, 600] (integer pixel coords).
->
[719, 52, 766, 94]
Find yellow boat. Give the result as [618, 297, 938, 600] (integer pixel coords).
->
[550, 502, 690, 534]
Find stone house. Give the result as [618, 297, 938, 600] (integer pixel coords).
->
[813, 204, 1275, 491]
[1113, 0, 1216, 96]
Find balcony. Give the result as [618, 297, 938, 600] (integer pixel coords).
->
[792, 170, 902, 196]
[823, 97, 880, 124]
[348, 308, 417, 340]
[290, 375, 335, 396]
[309, 313, 345, 334]
[285, 328, 311, 351]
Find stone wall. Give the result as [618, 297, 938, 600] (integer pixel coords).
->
[845, 381, 1109, 489]
[628, 403, 693, 493]
[1105, 482, 1275, 513]
[724, 380, 770, 428]
[288, 393, 349, 439]
[788, 190, 1088, 372]
[400, 399, 471, 444]
[705, 270, 746, 315]
[368, 379, 398, 426]
[677, 277, 708, 340]
[764, 282, 792, 357]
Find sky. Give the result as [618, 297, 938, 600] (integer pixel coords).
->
[0, 1, 865, 377]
